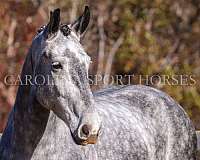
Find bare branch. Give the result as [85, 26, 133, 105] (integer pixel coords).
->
[161, 38, 180, 68]
[70, 0, 78, 22]
[197, 131, 200, 151]
[145, 9, 154, 31]
[103, 34, 124, 87]
[38, 5, 48, 21]
[0, 82, 15, 107]
[6, 18, 17, 58]
[96, 15, 105, 78]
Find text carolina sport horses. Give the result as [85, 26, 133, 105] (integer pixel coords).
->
[0, 6, 198, 160]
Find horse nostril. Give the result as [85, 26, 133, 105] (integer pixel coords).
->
[81, 124, 90, 137]
[77, 124, 100, 145]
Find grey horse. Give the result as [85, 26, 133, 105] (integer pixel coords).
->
[0, 6, 199, 160]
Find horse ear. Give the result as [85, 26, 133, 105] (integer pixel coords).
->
[70, 6, 90, 38]
[47, 8, 60, 38]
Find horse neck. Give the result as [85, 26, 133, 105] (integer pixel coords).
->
[0, 52, 50, 159]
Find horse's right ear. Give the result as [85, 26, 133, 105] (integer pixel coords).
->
[70, 6, 90, 39]
[47, 8, 60, 38]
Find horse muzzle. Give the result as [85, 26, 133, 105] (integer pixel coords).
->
[74, 123, 101, 145]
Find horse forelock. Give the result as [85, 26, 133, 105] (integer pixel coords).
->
[45, 29, 91, 70]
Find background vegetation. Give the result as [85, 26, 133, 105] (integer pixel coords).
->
[0, 0, 199, 154]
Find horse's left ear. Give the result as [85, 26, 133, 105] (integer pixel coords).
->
[70, 6, 90, 38]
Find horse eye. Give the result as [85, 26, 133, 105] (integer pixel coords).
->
[52, 62, 62, 71]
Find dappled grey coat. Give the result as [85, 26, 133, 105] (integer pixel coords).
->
[32, 85, 197, 160]
[0, 85, 198, 160]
